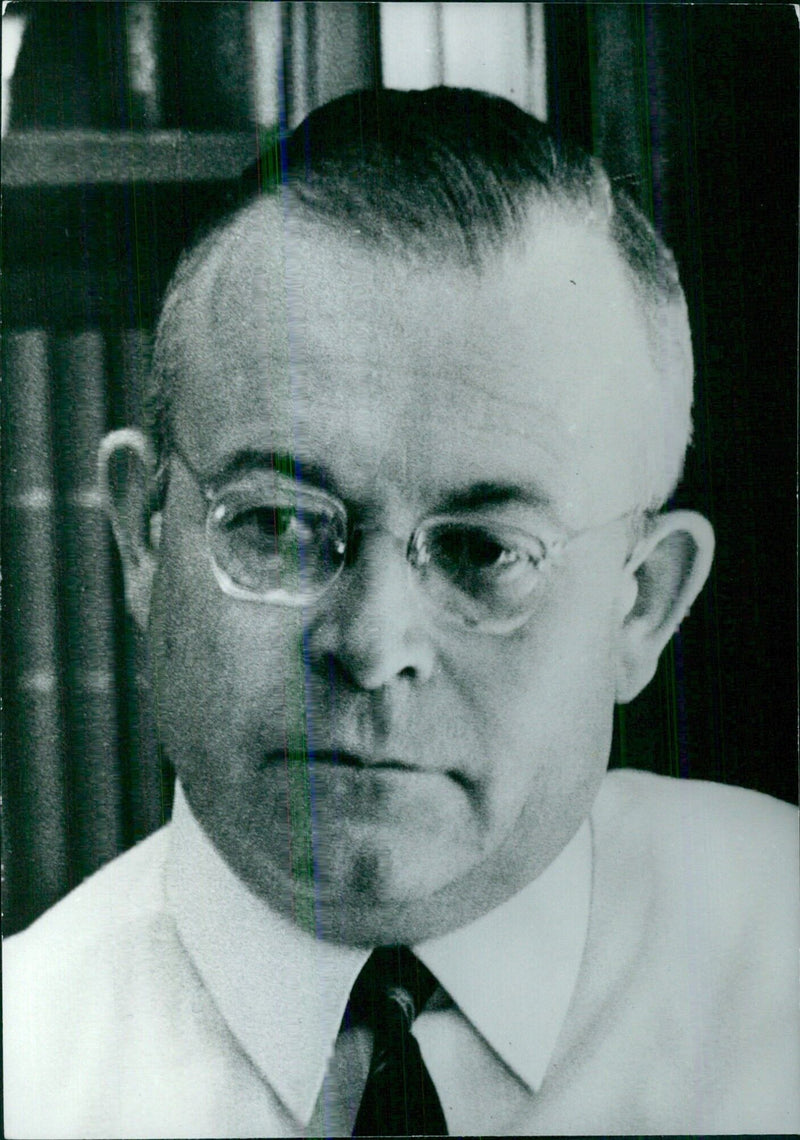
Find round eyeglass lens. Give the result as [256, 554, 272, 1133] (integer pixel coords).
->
[410, 519, 548, 628]
[208, 476, 347, 602]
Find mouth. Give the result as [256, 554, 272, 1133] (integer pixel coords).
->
[317, 750, 413, 772]
[260, 749, 474, 792]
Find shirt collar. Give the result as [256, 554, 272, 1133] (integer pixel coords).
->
[415, 819, 591, 1093]
[166, 783, 591, 1124]
[166, 785, 369, 1126]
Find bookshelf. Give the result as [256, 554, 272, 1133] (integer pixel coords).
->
[3, 130, 261, 327]
[3, 129, 262, 186]
[2, 125, 252, 931]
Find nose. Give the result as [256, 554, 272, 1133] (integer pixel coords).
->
[306, 529, 436, 690]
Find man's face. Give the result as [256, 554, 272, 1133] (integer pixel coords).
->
[148, 202, 661, 944]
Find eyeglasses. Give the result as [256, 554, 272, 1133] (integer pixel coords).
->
[168, 441, 638, 636]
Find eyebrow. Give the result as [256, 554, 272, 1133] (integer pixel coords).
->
[203, 451, 553, 516]
[202, 449, 336, 494]
[435, 481, 553, 516]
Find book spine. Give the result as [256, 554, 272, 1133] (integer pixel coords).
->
[279, 2, 380, 132]
[52, 330, 124, 880]
[159, 2, 255, 129]
[309, 2, 381, 114]
[125, 1, 162, 129]
[2, 329, 70, 931]
[9, 1, 166, 131]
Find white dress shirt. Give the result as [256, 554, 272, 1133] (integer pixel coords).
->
[166, 782, 592, 1136]
[4, 769, 799, 1137]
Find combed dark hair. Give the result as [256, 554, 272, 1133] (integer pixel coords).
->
[273, 88, 597, 262]
[149, 87, 693, 507]
[236, 88, 680, 295]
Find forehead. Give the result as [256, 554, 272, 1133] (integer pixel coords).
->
[170, 199, 660, 524]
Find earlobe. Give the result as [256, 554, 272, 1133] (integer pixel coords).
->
[615, 510, 715, 703]
[97, 428, 160, 631]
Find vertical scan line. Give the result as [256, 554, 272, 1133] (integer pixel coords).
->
[526, 3, 547, 121]
[433, 2, 445, 86]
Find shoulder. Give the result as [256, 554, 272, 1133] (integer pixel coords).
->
[594, 767, 797, 879]
[582, 770, 799, 1129]
[4, 823, 172, 982]
[591, 768, 798, 940]
[596, 764, 798, 829]
[2, 827, 182, 1137]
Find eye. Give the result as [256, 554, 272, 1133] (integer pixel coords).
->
[219, 503, 317, 552]
[205, 473, 348, 599]
[410, 519, 551, 619]
[429, 525, 536, 577]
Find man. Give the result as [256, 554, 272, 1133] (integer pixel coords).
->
[4, 88, 798, 1137]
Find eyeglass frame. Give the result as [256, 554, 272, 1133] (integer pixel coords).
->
[162, 436, 649, 636]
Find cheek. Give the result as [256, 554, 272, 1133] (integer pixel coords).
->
[148, 539, 302, 773]
[465, 601, 616, 741]
[451, 564, 620, 802]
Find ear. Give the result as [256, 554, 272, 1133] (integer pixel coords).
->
[98, 428, 161, 631]
[615, 510, 715, 703]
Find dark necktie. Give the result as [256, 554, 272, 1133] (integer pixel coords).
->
[348, 945, 448, 1136]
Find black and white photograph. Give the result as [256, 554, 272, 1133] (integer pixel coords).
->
[2, 3, 798, 1136]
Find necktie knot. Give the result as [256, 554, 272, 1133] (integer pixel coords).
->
[348, 945, 439, 1033]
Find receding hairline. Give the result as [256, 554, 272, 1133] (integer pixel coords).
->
[162, 184, 677, 316]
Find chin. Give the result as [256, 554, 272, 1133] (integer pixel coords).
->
[301, 835, 525, 946]
[332, 822, 482, 896]
[312, 888, 464, 947]
[253, 833, 485, 946]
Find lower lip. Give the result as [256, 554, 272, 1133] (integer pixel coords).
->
[322, 754, 417, 776]
[261, 751, 471, 787]
[257, 752, 474, 834]
[259, 751, 471, 810]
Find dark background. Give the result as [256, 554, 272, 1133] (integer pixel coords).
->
[557, 6, 798, 803]
[2, 3, 797, 936]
